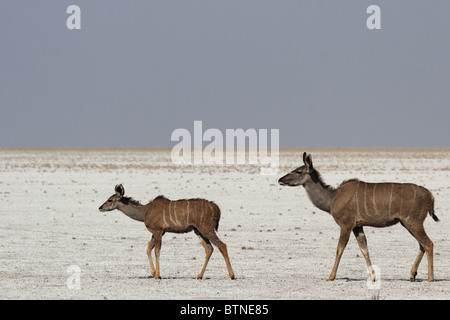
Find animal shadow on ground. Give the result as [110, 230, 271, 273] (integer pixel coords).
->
[336, 277, 449, 282]
[136, 275, 212, 280]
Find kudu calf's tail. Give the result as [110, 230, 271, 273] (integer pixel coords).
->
[429, 196, 440, 222]
[214, 206, 221, 231]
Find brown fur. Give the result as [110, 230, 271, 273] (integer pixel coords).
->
[279, 152, 439, 282]
[99, 184, 235, 280]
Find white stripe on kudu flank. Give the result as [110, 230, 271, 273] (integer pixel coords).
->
[373, 183, 379, 216]
[355, 181, 361, 218]
[202, 202, 206, 225]
[408, 185, 417, 217]
[162, 202, 167, 227]
[186, 201, 190, 226]
[168, 202, 175, 225]
[364, 183, 370, 217]
[208, 202, 214, 224]
[173, 201, 179, 226]
[398, 184, 404, 216]
[388, 183, 394, 218]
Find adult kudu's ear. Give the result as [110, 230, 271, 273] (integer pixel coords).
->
[115, 184, 124, 197]
[303, 153, 313, 168]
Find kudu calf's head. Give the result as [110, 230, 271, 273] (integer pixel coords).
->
[99, 184, 125, 212]
[278, 152, 315, 187]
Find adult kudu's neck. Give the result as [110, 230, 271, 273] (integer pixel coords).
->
[304, 181, 337, 213]
[117, 201, 147, 222]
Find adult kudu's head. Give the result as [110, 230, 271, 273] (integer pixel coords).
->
[278, 152, 315, 187]
[99, 184, 125, 212]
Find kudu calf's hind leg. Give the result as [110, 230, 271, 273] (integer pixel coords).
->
[203, 230, 235, 280]
[197, 238, 214, 279]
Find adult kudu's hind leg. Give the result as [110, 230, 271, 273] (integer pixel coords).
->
[410, 244, 425, 281]
[401, 221, 434, 282]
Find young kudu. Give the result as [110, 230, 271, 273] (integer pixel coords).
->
[99, 184, 235, 280]
[278, 152, 439, 282]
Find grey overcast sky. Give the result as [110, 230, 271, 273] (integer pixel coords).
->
[1, 1, 449, 148]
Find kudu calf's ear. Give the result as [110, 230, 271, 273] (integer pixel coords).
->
[115, 184, 124, 197]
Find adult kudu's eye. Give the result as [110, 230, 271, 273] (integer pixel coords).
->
[108, 199, 112, 202]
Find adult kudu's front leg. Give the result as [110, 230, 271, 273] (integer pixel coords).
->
[327, 227, 351, 281]
[353, 226, 376, 282]
[146, 237, 156, 277]
[153, 236, 162, 279]
[147, 231, 163, 279]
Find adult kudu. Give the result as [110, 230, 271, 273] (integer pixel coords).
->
[278, 152, 439, 282]
[99, 184, 235, 280]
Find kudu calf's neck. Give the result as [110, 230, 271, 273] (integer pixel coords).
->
[304, 180, 337, 213]
[117, 200, 147, 222]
